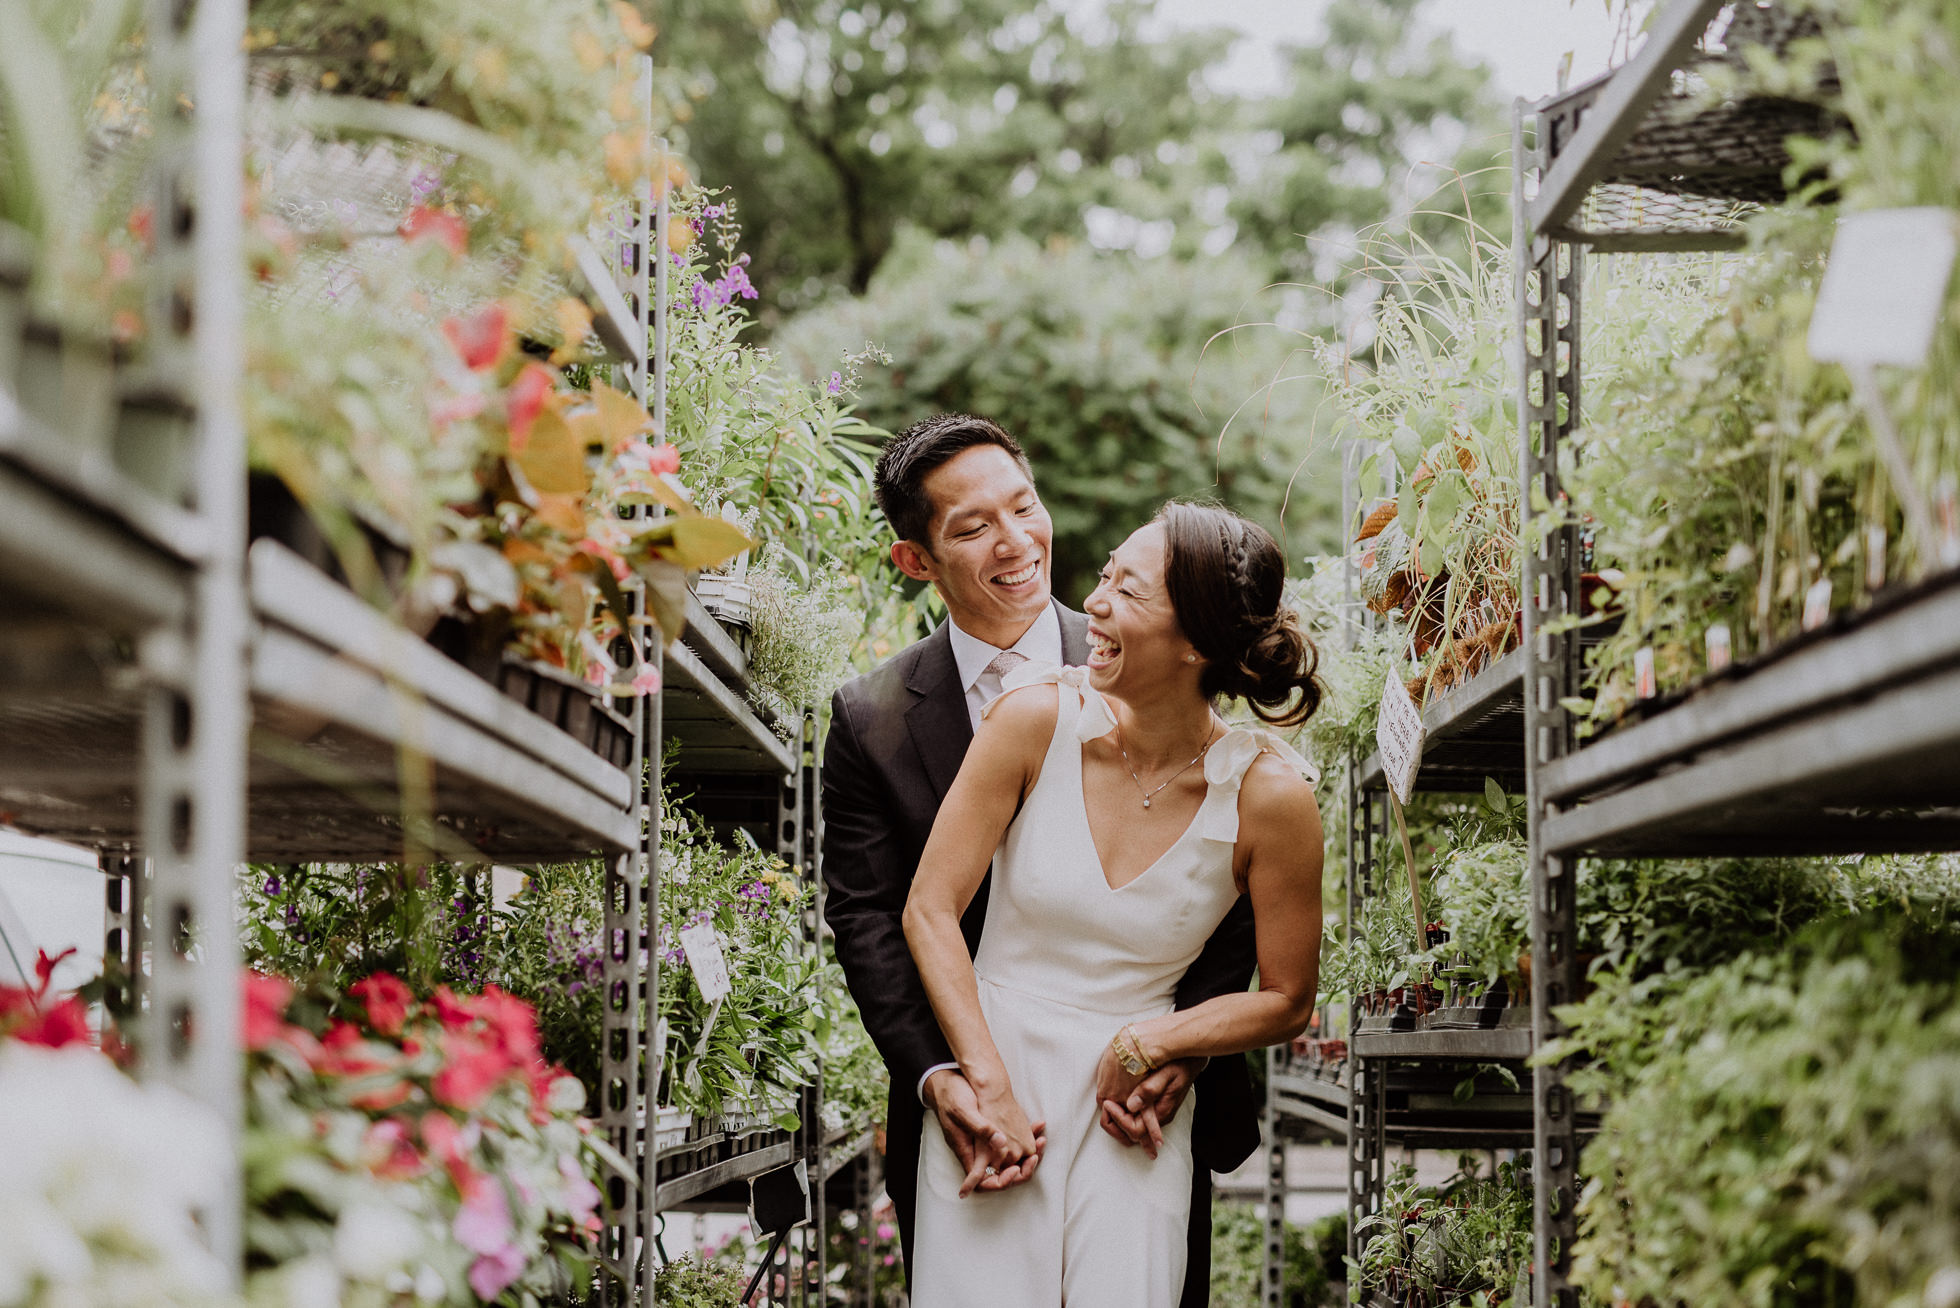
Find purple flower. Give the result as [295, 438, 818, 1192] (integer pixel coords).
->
[827, 371, 843, 395]
[262, 874, 282, 897]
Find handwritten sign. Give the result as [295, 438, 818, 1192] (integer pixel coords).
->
[679, 921, 731, 1002]
[1375, 673, 1426, 805]
[1808, 208, 1957, 368]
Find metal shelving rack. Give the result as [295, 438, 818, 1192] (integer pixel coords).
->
[0, 32, 883, 1308]
[1515, 3, 1960, 1306]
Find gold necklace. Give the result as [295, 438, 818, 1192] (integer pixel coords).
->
[1116, 720, 1218, 809]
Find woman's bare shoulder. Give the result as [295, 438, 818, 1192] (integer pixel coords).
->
[1239, 751, 1322, 833]
[974, 682, 1061, 751]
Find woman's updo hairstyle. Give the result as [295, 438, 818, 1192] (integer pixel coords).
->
[1157, 501, 1322, 728]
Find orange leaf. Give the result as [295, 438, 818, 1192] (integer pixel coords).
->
[533, 493, 588, 536]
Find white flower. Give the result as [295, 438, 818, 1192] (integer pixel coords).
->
[333, 1198, 426, 1282]
[0, 1045, 230, 1305]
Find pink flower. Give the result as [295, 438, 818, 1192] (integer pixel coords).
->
[876, 1222, 895, 1241]
[583, 661, 608, 688]
[431, 391, 487, 430]
[400, 205, 468, 257]
[470, 1246, 527, 1301]
[506, 363, 556, 444]
[647, 442, 679, 475]
[559, 1155, 602, 1227]
[574, 538, 631, 583]
[631, 664, 662, 696]
[443, 304, 508, 372]
[455, 1182, 527, 1298]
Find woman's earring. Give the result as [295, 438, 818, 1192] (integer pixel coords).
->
[1184, 653, 1197, 663]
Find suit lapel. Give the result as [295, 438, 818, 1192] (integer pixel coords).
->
[905, 603, 1087, 803]
[1057, 603, 1089, 665]
[905, 625, 972, 802]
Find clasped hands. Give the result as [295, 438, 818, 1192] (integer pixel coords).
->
[925, 1045, 1198, 1199]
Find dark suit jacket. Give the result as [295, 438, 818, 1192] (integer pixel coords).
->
[820, 601, 1263, 1258]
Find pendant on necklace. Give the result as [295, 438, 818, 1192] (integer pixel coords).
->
[1142, 798, 1151, 809]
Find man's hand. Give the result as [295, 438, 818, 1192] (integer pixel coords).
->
[1093, 1050, 1200, 1160]
[923, 1068, 1047, 1196]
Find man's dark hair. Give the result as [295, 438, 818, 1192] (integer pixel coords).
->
[873, 413, 1033, 548]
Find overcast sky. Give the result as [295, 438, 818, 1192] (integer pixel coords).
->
[1136, 0, 1637, 102]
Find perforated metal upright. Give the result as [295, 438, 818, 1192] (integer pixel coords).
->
[129, 0, 251, 1279]
[594, 67, 658, 1304]
[1515, 97, 1585, 1308]
[1343, 780, 1388, 1298]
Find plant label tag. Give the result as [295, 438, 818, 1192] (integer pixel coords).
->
[1634, 646, 1657, 700]
[1803, 577, 1834, 632]
[1808, 208, 1958, 368]
[651, 1017, 669, 1085]
[680, 922, 732, 1002]
[1866, 525, 1888, 592]
[1705, 624, 1732, 674]
[1376, 673, 1426, 805]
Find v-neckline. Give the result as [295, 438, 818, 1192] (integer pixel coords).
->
[1081, 753, 1207, 893]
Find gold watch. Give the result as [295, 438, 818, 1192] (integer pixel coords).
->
[1111, 1024, 1152, 1076]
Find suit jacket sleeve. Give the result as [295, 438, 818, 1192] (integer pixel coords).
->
[821, 687, 955, 1097]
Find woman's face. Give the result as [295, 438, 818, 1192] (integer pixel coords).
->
[1082, 523, 1199, 694]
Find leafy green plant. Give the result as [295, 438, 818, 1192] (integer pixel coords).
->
[654, 799, 820, 1128]
[1351, 1155, 1533, 1308]
[744, 555, 861, 735]
[1209, 1202, 1343, 1308]
[1551, 907, 1960, 1308]
[653, 1254, 747, 1307]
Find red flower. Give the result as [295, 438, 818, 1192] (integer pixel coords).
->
[12, 996, 91, 1048]
[400, 205, 468, 257]
[506, 362, 556, 444]
[647, 442, 680, 475]
[242, 971, 294, 1051]
[442, 303, 509, 372]
[431, 985, 476, 1033]
[433, 1031, 514, 1112]
[349, 972, 414, 1037]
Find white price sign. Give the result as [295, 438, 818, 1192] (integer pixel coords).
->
[1808, 208, 1957, 369]
[679, 922, 731, 1003]
[1375, 674, 1426, 806]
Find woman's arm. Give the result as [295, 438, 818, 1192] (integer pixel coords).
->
[901, 685, 1058, 1176]
[1127, 753, 1324, 1066]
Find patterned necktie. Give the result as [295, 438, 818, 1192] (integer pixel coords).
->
[979, 648, 1029, 707]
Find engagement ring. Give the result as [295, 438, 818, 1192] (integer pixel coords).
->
[984, 1166, 998, 1176]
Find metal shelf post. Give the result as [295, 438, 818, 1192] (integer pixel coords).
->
[1516, 98, 1585, 1308]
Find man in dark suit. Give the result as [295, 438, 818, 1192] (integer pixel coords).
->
[821, 414, 1261, 1305]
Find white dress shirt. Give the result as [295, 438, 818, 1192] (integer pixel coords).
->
[946, 605, 1064, 731]
[917, 604, 1065, 1103]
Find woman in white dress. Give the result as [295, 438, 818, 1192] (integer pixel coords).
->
[903, 501, 1325, 1306]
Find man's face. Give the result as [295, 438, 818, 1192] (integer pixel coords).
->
[897, 445, 1054, 644]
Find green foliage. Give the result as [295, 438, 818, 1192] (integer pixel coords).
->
[744, 556, 862, 733]
[653, 1254, 747, 1307]
[1208, 1202, 1343, 1308]
[814, 942, 888, 1139]
[1553, 904, 1960, 1308]
[776, 230, 1341, 604]
[1350, 1155, 1533, 1308]
[1575, 0, 1960, 727]
[654, 802, 820, 1129]
[657, 0, 1502, 316]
